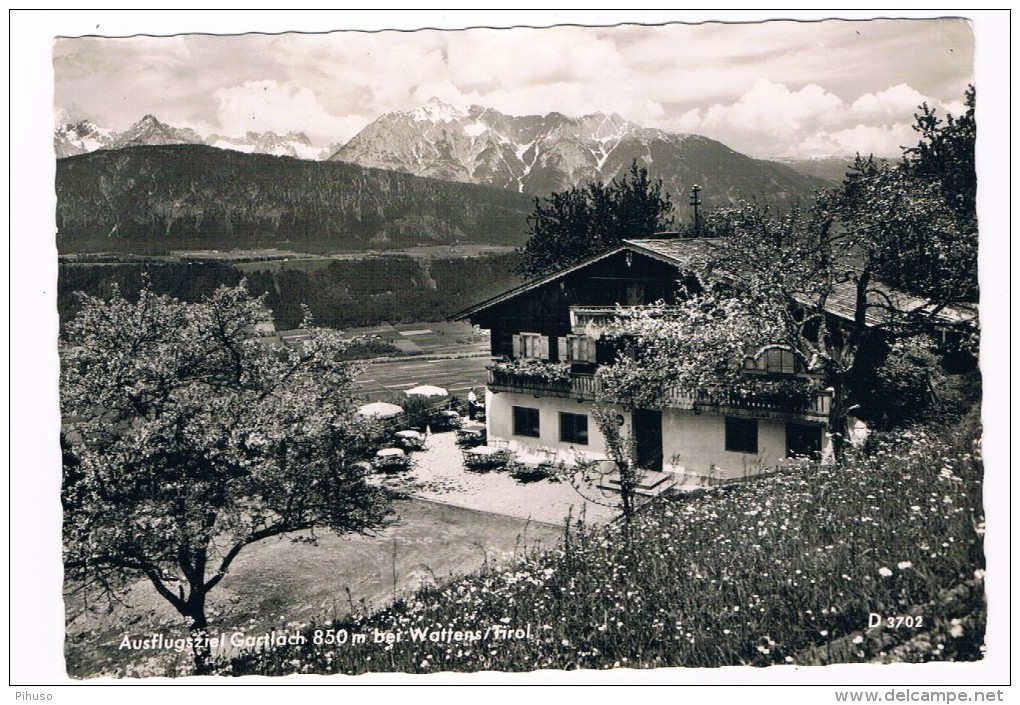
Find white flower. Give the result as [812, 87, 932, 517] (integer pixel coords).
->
[897, 561, 913, 570]
[853, 635, 864, 644]
[878, 567, 893, 577]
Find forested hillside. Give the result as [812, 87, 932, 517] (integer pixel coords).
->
[55, 145, 535, 254]
[58, 253, 521, 331]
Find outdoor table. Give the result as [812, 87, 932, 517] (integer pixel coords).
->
[509, 452, 556, 480]
[373, 447, 411, 472]
[512, 452, 551, 469]
[433, 409, 462, 432]
[455, 423, 486, 447]
[462, 445, 510, 470]
[394, 429, 425, 450]
[466, 445, 501, 456]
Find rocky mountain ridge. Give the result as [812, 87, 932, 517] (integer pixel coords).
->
[54, 114, 331, 160]
[328, 98, 834, 203]
[55, 103, 837, 207]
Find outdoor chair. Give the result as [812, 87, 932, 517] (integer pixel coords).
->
[509, 449, 557, 482]
[455, 422, 487, 447]
[394, 429, 425, 451]
[372, 447, 412, 473]
[462, 445, 511, 472]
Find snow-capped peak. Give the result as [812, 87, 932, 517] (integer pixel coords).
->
[410, 98, 468, 123]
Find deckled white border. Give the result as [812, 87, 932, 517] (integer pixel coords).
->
[9, 9, 1011, 692]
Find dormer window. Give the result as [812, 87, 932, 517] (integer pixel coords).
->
[743, 345, 798, 375]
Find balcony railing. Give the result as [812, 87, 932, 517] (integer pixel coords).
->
[487, 367, 832, 419]
[488, 367, 572, 396]
[569, 305, 687, 334]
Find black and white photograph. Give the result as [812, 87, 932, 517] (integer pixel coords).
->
[9, 9, 1011, 696]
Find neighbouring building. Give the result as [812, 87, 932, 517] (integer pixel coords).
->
[453, 236, 972, 484]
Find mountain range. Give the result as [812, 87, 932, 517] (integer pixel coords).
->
[329, 98, 833, 203]
[55, 103, 836, 208]
[55, 115, 331, 161]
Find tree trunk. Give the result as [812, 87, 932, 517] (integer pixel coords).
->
[185, 592, 213, 675]
[618, 460, 636, 522]
[827, 377, 851, 462]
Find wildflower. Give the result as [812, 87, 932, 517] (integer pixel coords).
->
[897, 561, 913, 570]
[819, 630, 828, 637]
[949, 619, 964, 638]
[878, 567, 893, 577]
[852, 635, 864, 644]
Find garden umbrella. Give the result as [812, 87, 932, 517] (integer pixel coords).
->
[405, 385, 449, 398]
[357, 401, 404, 419]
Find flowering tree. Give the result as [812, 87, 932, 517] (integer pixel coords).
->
[60, 283, 392, 673]
[595, 293, 798, 408]
[604, 90, 979, 456]
[585, 293, 815, 510]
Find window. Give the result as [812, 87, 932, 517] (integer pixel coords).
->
[725, 417, 758, 454]
[513, 332, 549, 360]
[559, 412, 589, 445]
[565, 335, 596, 363]
[786, 423, 823, 459]
[744, 346, 797, 375]
[512, 406, 540, 438]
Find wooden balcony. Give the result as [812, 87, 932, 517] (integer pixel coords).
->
[569, 305, 686, 334]
[488, 367, 573, 397]
[487, 366, 832, 419]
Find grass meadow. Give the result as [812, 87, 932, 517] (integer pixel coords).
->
[222, 413, 986, 676]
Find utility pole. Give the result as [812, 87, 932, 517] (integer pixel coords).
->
[689, 184, 702, 237]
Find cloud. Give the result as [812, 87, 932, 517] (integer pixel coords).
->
[52, 20, 975, 158]
[825, 123, 921, 156]
[848, 84, 929, 122]
[669, 78, 964, 158]
[213, 80, 368, 144]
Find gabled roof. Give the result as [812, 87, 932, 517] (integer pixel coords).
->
[452, 237, 976, 328]
[810, 279, 976, 328]
[451, 238, 718, 321]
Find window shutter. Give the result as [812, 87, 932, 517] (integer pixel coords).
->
[512, 334, 522, 358]
[584, 337, 596, 362]
[557, 336, 568, 362]
[539, 335, 550, 360]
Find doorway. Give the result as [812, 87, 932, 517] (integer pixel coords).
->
[633, 409, 663, 471]
[786, 422, 823, 459]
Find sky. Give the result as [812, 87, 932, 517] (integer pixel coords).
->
[51, 13, 976, 159]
